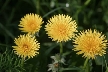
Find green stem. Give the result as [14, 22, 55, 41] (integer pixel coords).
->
[21, 58, 24, 71]
[83, 57, 89, 72]
[106, 67, 108, 72]
[60, 42, 63, 55]
[36, 0, 39, 14]
[104, 55, 108, 72]
[59, 42, 63, 72]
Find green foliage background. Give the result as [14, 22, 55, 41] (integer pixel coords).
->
[0, 0, 108, 72]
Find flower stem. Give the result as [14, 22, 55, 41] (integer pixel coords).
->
[104, 55, 108, 72]
[36, 0, 39, 14]
[106, 67, 108, 72]
[60, 42, 63, 55]
[21, 58, 24, 71]
[83, 57, 89, 72]
[59, 42, 63, 72]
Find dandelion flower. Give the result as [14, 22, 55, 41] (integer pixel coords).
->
[19, 13, 44, 34]
[73, 29, 108, 59]
[12, 34, 40, 59]
[45, 14, 77, 42]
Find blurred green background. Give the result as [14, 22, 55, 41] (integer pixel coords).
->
[0, 0, 108, 72]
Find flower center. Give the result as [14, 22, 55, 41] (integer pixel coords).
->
[58, 24, 66, 35]
[85, 36, 98, 52]
[23, 44, 29, 52]
[28, 20, 37, 30]
[54, 63, 59, 68]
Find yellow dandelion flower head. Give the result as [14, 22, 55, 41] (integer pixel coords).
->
[45, 14, 77, 42]
[73, 29, 108, 59]
[19, 13, 44, 34]
[12, 34, 40, 59]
